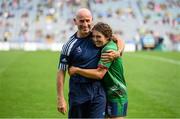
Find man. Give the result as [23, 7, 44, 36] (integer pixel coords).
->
[57, 8, 124, 118]
[69, 22, 128, 119]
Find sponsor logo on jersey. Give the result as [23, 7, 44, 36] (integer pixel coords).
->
[76, 46, 82, 53]
[61, 58, 67, 63]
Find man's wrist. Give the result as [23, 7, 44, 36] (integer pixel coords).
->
[57, 95, 64, 100]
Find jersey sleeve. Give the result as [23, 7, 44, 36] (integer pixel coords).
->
[58, 36, 78, 71]
[98, 41, 117, 69]
[58, 43, 70, 71]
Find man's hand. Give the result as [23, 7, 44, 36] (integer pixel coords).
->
[101, 50, 120, 63]
[68, 66, 78, 76]
[57, 97, 67, 115]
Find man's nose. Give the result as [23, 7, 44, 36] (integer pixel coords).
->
[83, 22, 88, 26]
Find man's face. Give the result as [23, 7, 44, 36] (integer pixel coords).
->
[74, 15, 92, 35]
[92, 30, 109, 47]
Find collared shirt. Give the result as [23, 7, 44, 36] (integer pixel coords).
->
[58, 32, 101, 83]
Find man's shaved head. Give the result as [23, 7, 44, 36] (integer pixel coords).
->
[75, 8, 92, 19]
[74, 8, 93, 38]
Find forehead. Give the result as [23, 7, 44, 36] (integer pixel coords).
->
[76, 10, 92, 20]
[76, 14, 92, 20]
[92, 30, 103, 36]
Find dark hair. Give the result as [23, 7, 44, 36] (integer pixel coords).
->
[92, 22, 112, 39]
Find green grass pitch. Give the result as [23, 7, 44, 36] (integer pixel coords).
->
[0, 51, 180, 118]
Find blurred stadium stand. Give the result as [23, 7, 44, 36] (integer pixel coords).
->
[0, 0, 179, 51]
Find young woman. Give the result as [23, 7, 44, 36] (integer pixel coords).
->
[69, 22, 128, 119]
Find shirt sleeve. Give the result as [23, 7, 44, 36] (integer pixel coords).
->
[59, 37, 75, 71]
[58, 36, 78, 71]
[58, 43, 70, 71]
[98, 51, 112, 69]
[58, 54, 69, 71]
[98, 43, 117, 69]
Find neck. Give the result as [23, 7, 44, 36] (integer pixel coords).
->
[103, 40, 110, 47]
[77, 31, 90, 38]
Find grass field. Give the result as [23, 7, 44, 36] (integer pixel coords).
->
[0, 51, 180, 118]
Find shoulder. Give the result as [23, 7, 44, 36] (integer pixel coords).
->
[102, 40, 118, 52]
[61, 34, 78, 55]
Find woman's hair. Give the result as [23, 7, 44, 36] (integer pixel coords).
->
[92, 22, 112, 39]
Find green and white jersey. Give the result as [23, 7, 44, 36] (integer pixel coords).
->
[98, 40, 128, 103]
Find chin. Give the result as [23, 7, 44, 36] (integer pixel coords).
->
[81, 31, 88, 35]
[83, 28, 90, 32]
[84, 30, 90, 33]
[95, 44, 102, 47]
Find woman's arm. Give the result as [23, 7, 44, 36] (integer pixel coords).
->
[112, 34, 125, 56]
[101, 35, 125, 62]
[69, 66, 108, 80]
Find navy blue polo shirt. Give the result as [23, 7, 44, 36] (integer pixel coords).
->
[58, 32, 101, 83]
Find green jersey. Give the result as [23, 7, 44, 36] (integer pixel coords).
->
[98, 40, 128, 103]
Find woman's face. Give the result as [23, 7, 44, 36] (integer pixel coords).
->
[92, 30, 109, 47]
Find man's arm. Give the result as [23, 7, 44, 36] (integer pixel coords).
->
[57, 70, 67, 114]
[101, 34, 125, 62]
[69, 66, 108, 80]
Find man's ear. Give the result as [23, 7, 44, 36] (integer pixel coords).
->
[73, 18, 77, 25]
[90, 18, 94, 29]
[91, 17, 94, 25]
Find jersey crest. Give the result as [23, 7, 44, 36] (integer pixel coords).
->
[76, 46, 82, 53]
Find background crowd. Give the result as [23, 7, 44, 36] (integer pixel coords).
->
[0, 0, 179, 51]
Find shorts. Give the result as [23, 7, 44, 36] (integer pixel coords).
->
[68, 81, 106, 118]
[106, 101, 128, 117]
